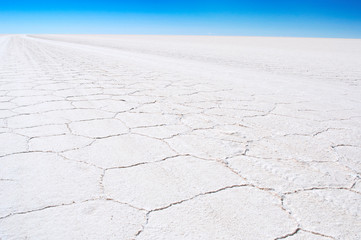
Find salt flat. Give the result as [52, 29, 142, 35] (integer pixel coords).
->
[0, 34, 361, 239]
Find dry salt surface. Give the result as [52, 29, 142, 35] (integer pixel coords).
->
[0, 34, 361, 239]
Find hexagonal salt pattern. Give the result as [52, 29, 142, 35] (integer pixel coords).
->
[1, 34, 360, 239]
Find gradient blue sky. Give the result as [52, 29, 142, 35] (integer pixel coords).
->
[1, 0, 360, 38]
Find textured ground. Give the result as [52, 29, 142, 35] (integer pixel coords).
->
[0, 35, 361, 239]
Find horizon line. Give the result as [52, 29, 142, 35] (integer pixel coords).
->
[2, 33, 361, 40]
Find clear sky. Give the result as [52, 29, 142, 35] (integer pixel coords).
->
[1, 0, 360, 38]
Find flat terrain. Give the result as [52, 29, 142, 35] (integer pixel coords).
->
[0, 35, 361, 239]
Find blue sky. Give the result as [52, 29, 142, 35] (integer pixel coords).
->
[1, 0, 360, 38]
